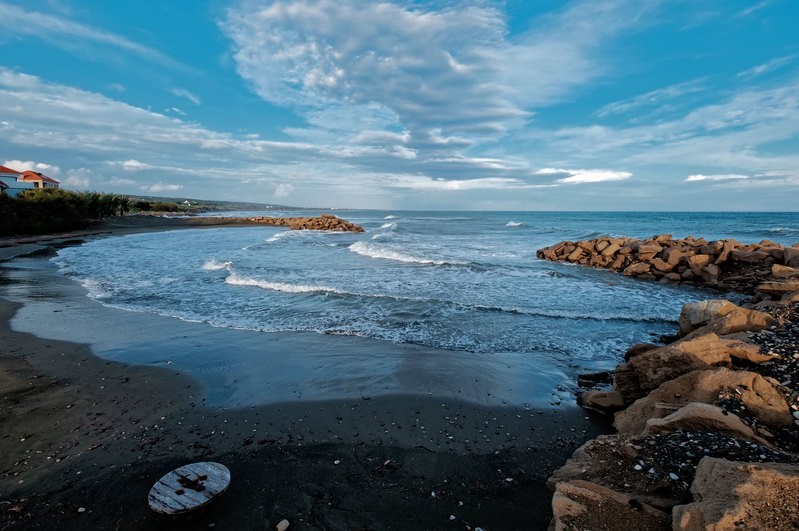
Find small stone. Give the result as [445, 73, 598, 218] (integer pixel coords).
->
[505, 477, 513, 482]
[792, 411, 799, 420]
[669, 473, 679, 481]
[276, 519, 290, 531]
[77, 508, 86, 513]
[634, 464, 642, 471]
[449, 515, 456, 521]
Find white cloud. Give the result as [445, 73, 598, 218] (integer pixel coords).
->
[116, 159, 153, 171]
[737, 55, 797, 80]
[274, 182, 294, 197]
[63, 168, 93, 189]
[142, 183, 183, 193]
[536, 168, 632, 184]
[171, 88, 201, 105]
[0, 3, 184, 69]
[685, 174, 749, 182]
[595, 79, 706, 118]
[3, 159, 61, 176]
[222, 0, 648, 144]
[382, 174, 544, 192]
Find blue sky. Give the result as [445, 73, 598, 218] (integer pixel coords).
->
[1, 0, 798, 210]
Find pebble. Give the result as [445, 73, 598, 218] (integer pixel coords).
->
[792, 411, 799, 420]
[77, 508, 86, 513]
[276, 519, 290, 531]
[669, 473, 679, 481]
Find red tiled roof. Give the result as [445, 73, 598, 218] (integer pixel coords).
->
[0, 165, 22, 175]
[21, 170, 60, 184]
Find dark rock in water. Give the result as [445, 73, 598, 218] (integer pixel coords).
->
[577, 371, 614, 387]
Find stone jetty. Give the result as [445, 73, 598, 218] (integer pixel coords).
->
[540, 235, 799, 529]
[187, 213, 365, 232]
[537, 234, 799, 299]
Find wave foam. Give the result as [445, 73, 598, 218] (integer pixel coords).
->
[348, 241, 465, 266]
[505, 221, 523, 227]
[225, 273, 344, 295]
[202, 259, 233, 271]
[384, 215, 398, 219]
[379, 222, 397, 230]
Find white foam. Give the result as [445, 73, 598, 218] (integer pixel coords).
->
[384, 215, 398, 219]
[348, 241, 464, 266]
[505, 221, 523, 227]
[379, 222, 397, 230]
[202, 259, 233, 271]
[225, 273, 345, 294]
[79, 278, 112, 299]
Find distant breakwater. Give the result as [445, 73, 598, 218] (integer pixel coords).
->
[537, 234, 799, 299]
[185, 214, 365, 233]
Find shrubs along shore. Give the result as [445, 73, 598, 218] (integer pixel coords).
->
[538, 235, 799, 530]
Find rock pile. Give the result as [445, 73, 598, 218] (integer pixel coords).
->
[546, 251, 799, 528]
[244, 214, 364, 232]
[537, 234, 799, 298]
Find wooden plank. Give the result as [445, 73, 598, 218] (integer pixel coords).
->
[148, 462, 231, 515]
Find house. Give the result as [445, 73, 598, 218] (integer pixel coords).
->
[20, 170, 60, 190]
[0, 165, 35, 196]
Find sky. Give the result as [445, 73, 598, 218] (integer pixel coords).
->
[1, 0, 798, 211]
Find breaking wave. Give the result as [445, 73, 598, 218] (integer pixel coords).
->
[348, 241, 466, 266]
[202, 259, 233, 271]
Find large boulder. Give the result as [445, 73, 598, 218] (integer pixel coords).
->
[643, 402, 771, 446]
[784, 247, 799, 267]
[672, 458, 799, 531]
[771, 264, 799, 279]
[756, 281, 799, 296]
[551, 480, 670, 531]
[684, 306, 779, 339]
[679, 300, 738, 335]
[578, 390, 625, 415]
[614, 369, 793, 435]
[615, 334, 733, 402]
[614, 333, 773, 403]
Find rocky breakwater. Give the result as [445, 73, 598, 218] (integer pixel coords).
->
[198, 214, 365, 232]
[537, 234, 799, 299]
[543, 253, 799, 528]
[244, 213, 365, 232]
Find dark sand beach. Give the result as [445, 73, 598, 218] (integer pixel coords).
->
[0, 217, 610, 530]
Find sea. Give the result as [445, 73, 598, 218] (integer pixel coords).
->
[9, 211, 799, 408]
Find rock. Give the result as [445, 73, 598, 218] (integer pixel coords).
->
[551, 480, 671, 531]
[567, 247, 584, 262]
[715, 239, 738, 264]
[784, 247, 799, 267]
[701, 264, 721, 284]
[664, 248, 692, 266]
[276, 519, 290, 531]
[643, 402, 771, 446]
[623, 262, 651, 276]
[614, 369, 793, 435]
[619, 334, 734, 399]
[772, 264, 799, 278]
[624, 343, 659, 362]
[686, 254, 712, 275]
[678, 300, 737, 335]
[685, 305, 779, 339]
[781, 291, 799, 303]
[650, 257, 674, 272]
[578, 390, 625, 415]
[731, 250, 771, 263]
[672, 458, 799, 531]
[637, 242, 664, 255]
[756, 281, 799, 295]
[601, 242, 622, 257]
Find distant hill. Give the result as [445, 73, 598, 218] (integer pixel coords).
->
[128, 196, 320, 212]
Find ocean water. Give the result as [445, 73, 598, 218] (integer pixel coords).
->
[37, 211, 799, 406]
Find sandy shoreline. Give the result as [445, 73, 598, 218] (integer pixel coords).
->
[0, 217, 610, 530]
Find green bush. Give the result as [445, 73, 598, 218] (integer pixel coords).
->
[0, 189, 130, 236]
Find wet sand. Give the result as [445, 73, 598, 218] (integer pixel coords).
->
[0, 218, 611, 530]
